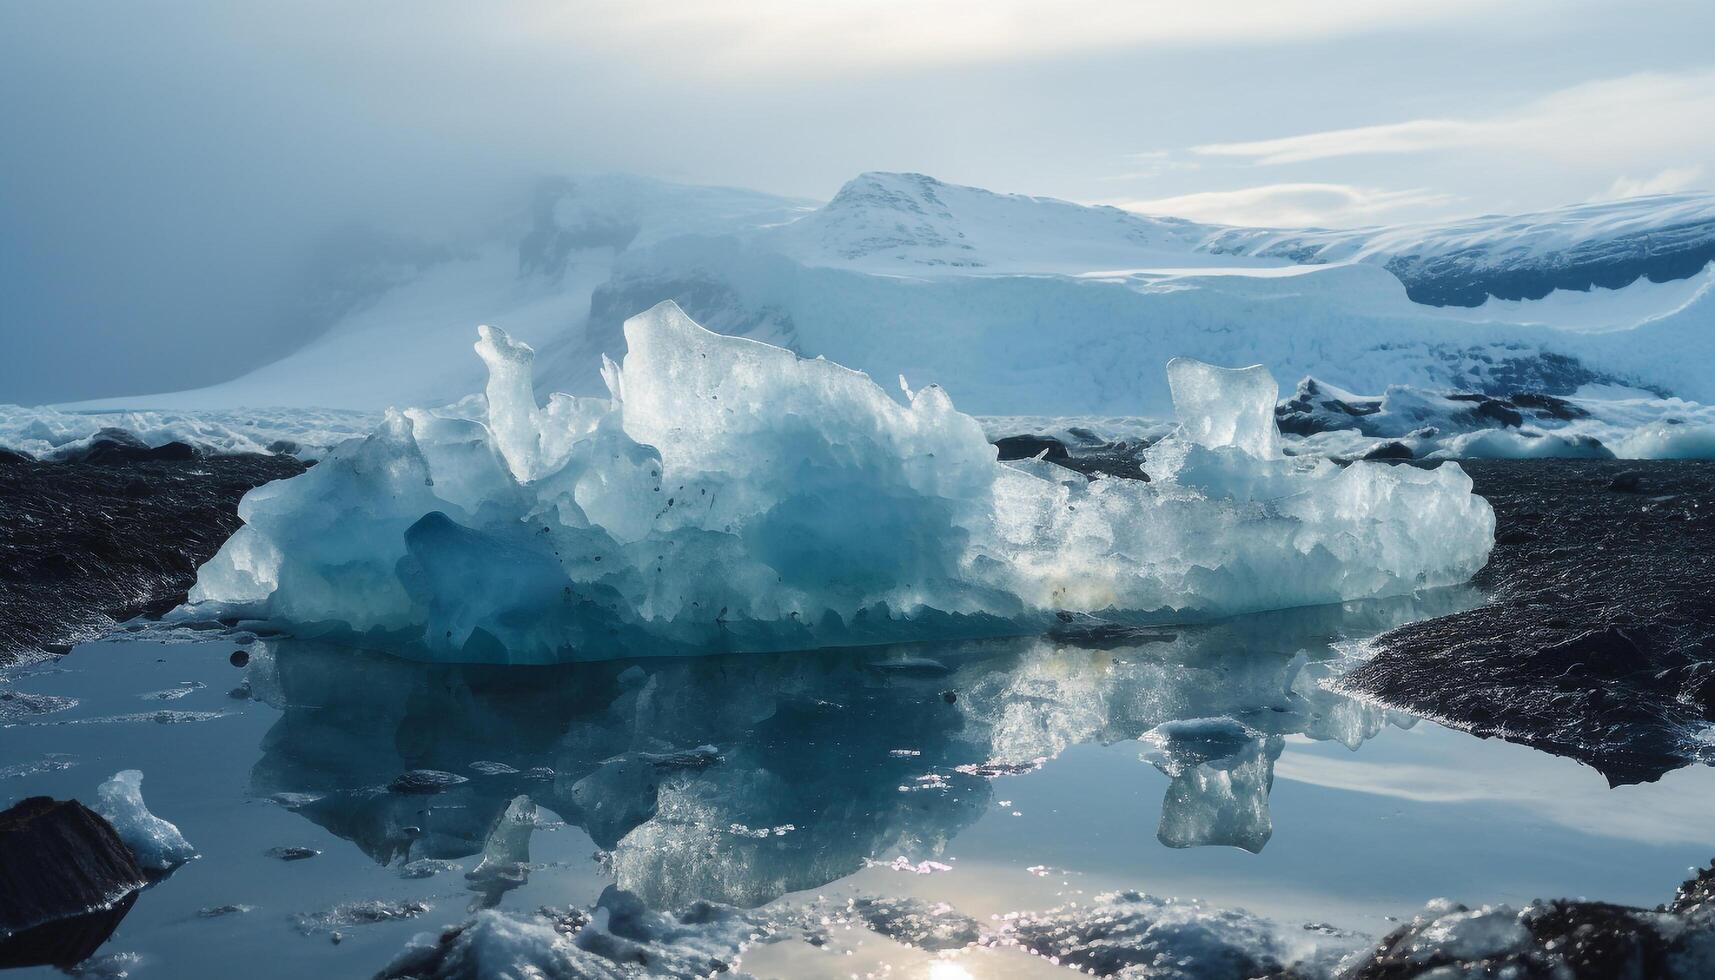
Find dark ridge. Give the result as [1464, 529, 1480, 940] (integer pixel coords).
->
[0, 452, 306, 662]
[1340, 459, 1715, 785]
[1385, 226, 1715, 307]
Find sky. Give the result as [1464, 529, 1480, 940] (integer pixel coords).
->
[3, 0, 1713, 403]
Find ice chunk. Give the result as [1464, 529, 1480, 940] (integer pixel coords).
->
[1166, 357, 1282, 459]
[184, 302, 1494, 661]
[473, 324, 543, 481]
[94, 770, 196, 873]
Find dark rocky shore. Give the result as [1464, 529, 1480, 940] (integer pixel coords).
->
[0, 442, 305, 663]
[1342, 459, 1715, 785]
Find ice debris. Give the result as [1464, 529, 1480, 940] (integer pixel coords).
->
[186, 301, 1493, 662]
[93, 770, 196, 873]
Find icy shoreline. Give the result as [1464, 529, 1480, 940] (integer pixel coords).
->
[178, 302, 1493, 662]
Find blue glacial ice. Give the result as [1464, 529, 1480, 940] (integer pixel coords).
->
[94, 769, 197, 873]
[184, 301, 1494, 662]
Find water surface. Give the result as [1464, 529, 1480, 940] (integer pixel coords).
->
[3, 591, 1712, 978]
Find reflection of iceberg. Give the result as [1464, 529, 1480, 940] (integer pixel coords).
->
[1143, 719, 1281, 853]
[187, 302, 1492, 662]
[245, 592, 1458, 907]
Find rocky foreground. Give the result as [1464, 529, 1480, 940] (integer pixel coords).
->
[1342, 459, 1715, 785]
[0, 439, 304, 662]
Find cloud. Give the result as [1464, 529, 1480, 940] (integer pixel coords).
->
[1595, 165, 1706, 201]
[1190, 69, 1715, 170]
[548, 0, 1522, 74]
[1115, 182, 1454, 228]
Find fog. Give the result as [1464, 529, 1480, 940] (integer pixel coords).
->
[3, 1, 1711, 404]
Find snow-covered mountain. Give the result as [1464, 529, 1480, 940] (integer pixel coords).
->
[59, 171, 1715, 422]
[1202, 194, 1715, 307]
[758, 171, 1232, 274]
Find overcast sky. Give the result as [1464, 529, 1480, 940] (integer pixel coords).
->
[4, 1, 1713, 403]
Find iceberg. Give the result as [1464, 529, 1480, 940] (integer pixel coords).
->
[186, 301, 1493, 662]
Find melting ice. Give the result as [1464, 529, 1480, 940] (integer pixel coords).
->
[185, 301, 1494, 662]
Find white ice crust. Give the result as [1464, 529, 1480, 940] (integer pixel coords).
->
[94, 769, 197, 873]
[1166, 358, 1282, 459]
[185, 302, 1493, 662]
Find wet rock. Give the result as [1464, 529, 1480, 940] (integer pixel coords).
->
[0, 797, 146, 969]
[1342, 459, 1715, 784]
[264, 846, 321, 861]
[1361, 441, 1415, 461]
[229, 649, 249, 667]
[1343, 861, 1715, 979]
[1609, 469, 1645, 493]
[388, 769, 470, 794]
[990, 432, 1151, 480]
[992, 435, 1070, 461]
[0, 451, 305, 662]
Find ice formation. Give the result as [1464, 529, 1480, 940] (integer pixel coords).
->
[186, 302, 1493, 662]
[94, 769, 197, 873]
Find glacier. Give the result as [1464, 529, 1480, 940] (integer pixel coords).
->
[184, 302, 1492, 662]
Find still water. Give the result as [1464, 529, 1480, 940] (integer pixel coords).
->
[3, 590, 1712, 978]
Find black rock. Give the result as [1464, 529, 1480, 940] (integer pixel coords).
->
[1608, 470, 1645, 493]
[229, 649, 250, 667]
[264, 846, 321, 861]
[388, 769, 470, 794]
[992, 435, 1070, 461]
[1510, 391, 1589, 421]
[57, 430, 199, 465]
[989, 431, 1151, 481]
[1341, 459, 1715, 784]
[0, 451, 306, 662]
[1361, 441, 1416, 461]
[1345, 860, 1715, 979]
[0, 797, 147, 969]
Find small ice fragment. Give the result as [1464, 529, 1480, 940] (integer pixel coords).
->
[95, 770, 196, 872]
